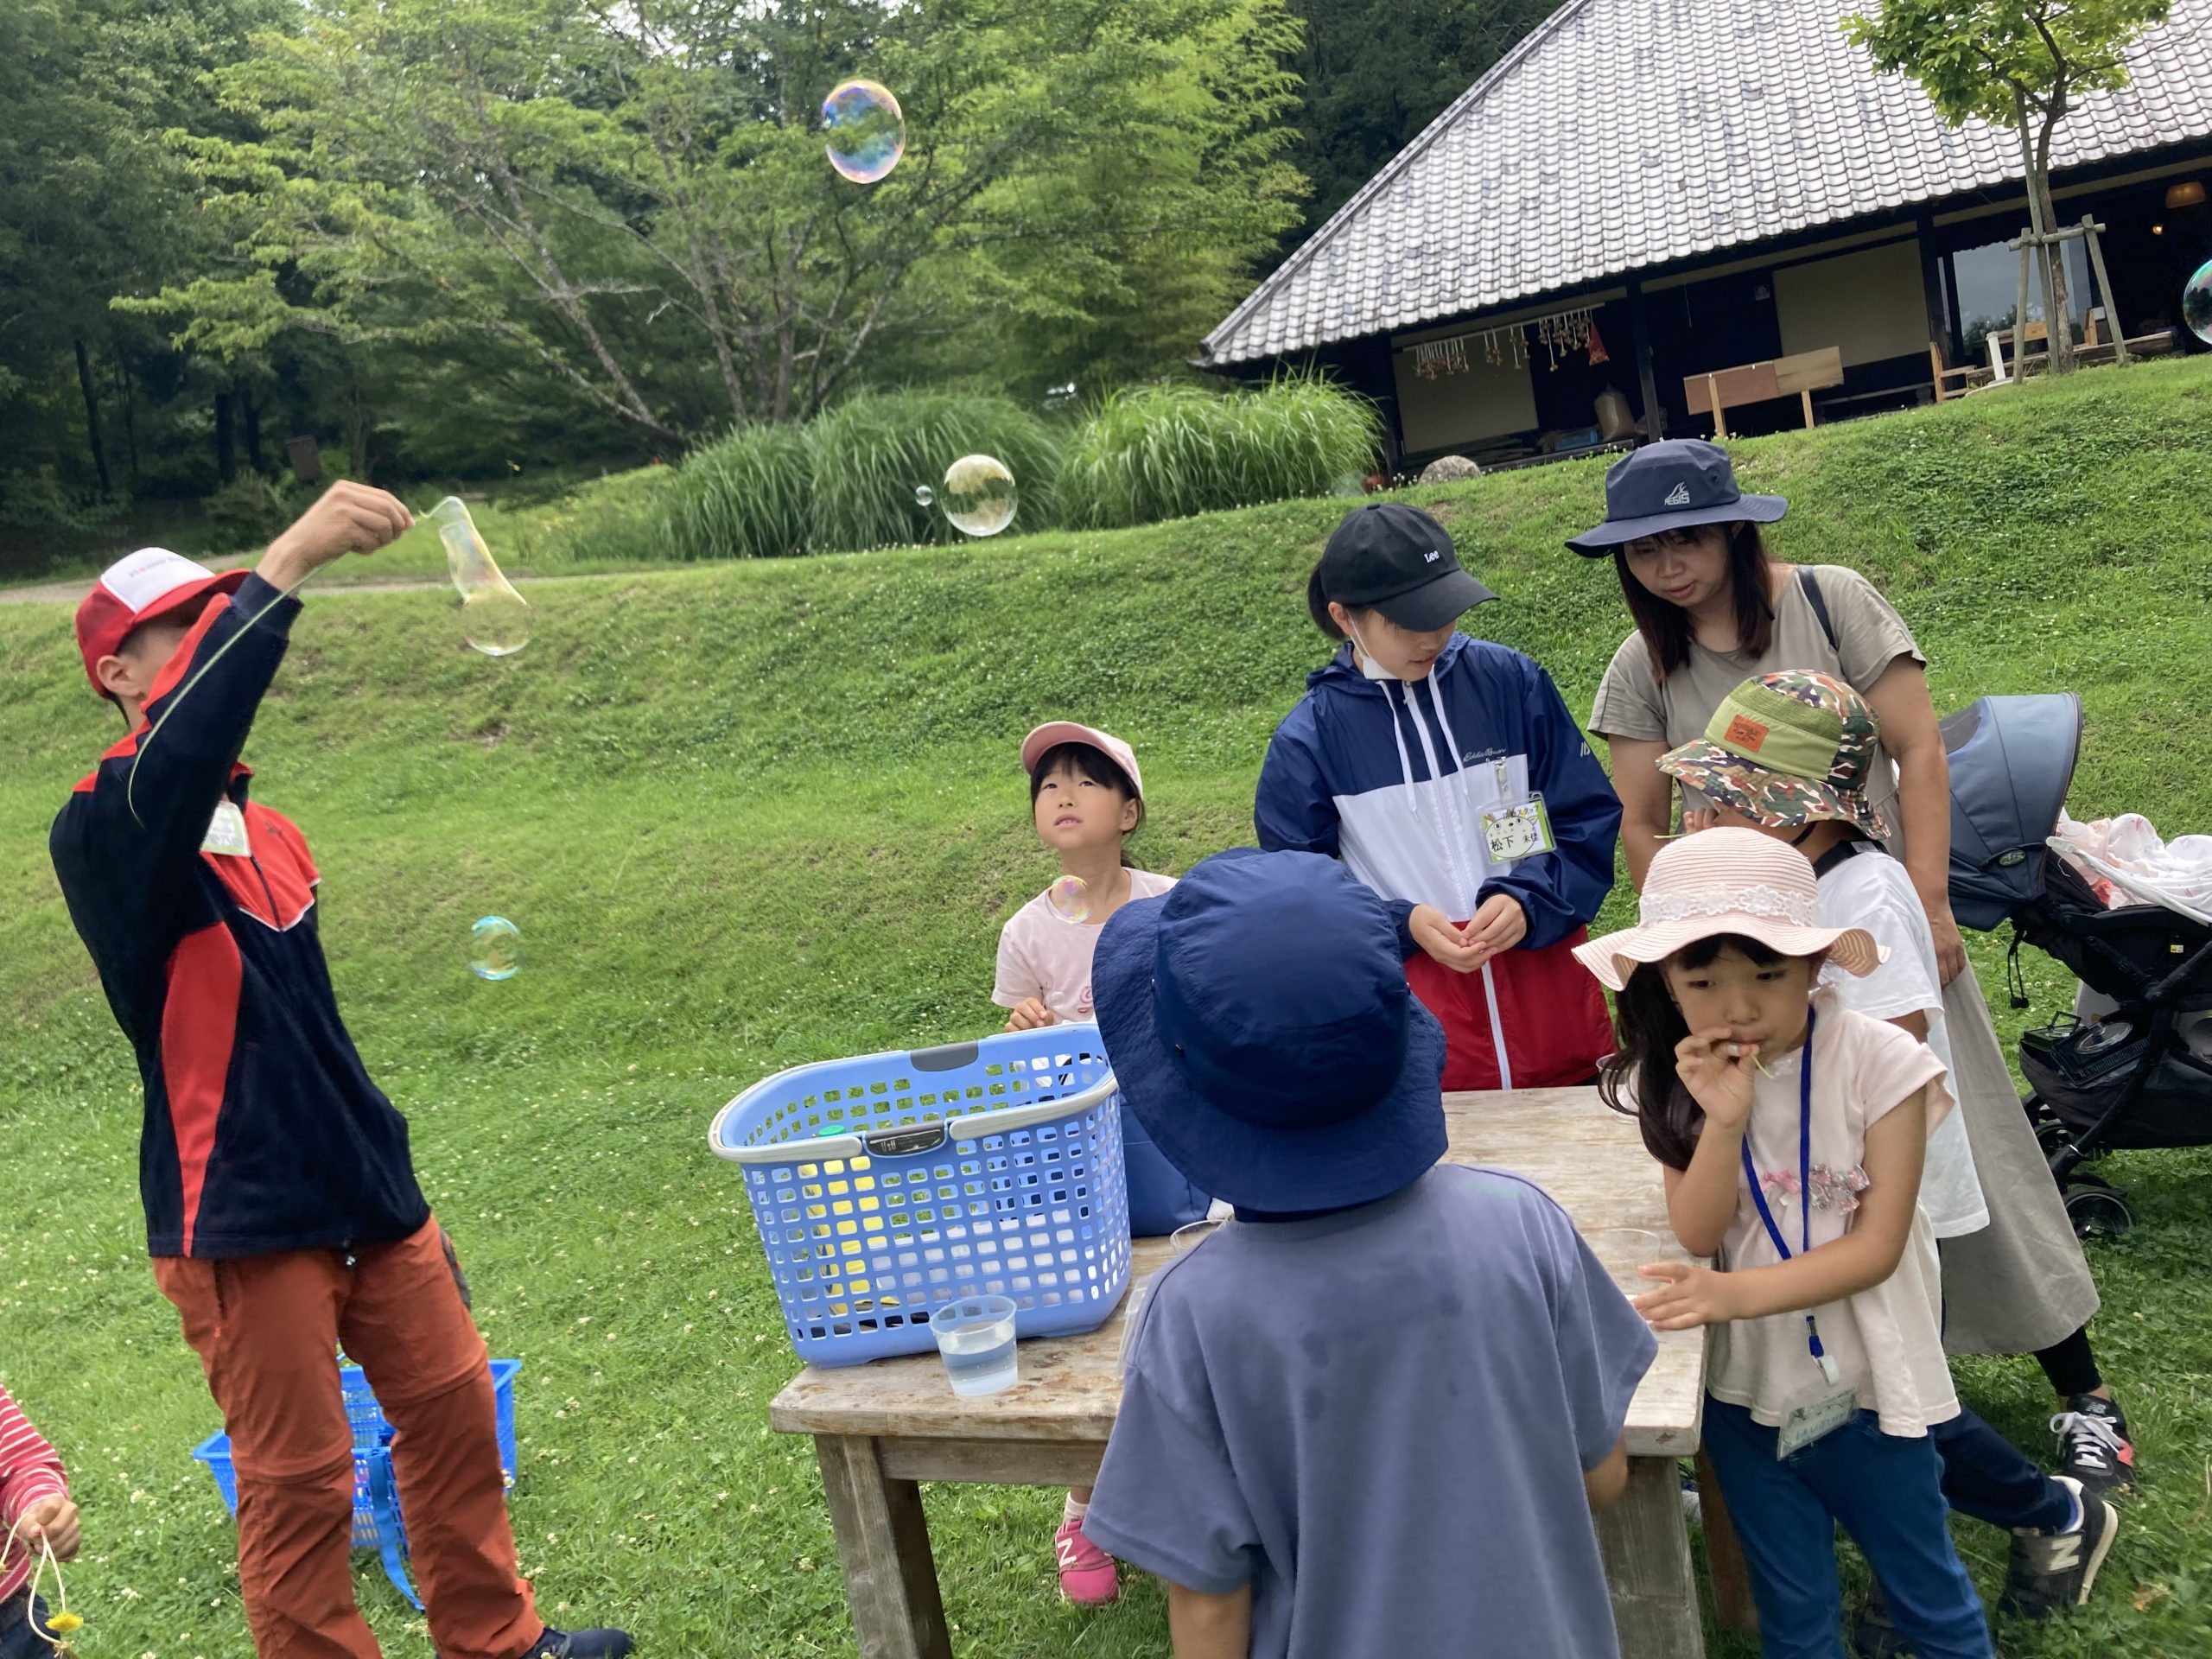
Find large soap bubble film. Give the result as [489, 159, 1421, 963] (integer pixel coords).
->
[822, 79, 905, 184]
[941, 454, 1018, 537]
[2186, 258, 2212, 346]
[431, 497, 531, 656]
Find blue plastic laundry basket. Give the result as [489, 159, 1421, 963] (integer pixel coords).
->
[709, 1026, 1133, 1367]
[192, 1359, 518, 1550]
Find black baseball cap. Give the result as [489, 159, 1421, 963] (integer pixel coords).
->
[1312, 503, 1497, 632]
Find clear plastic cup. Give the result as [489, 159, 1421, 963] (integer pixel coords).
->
[1585, 1228, 1666, 1299]
[931, 1295, 1019, 1396]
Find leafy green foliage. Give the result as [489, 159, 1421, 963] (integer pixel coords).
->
[1057, 375, 1380, 529]
[1842, 0, 2170, 130]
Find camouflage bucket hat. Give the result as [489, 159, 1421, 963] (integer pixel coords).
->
[1659, 671, 1891, 841]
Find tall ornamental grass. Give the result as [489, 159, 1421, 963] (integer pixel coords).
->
[655, 423, 813, 561]
[1057, 374, 1382, 530]
[804, 390, 1062, 553]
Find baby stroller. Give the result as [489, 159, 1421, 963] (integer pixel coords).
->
[1944, 693, 2212, 1237]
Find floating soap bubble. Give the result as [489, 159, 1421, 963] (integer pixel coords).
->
[2185, 258, 2212, 346]
[913, 484, 935, 507]
[470, 916, 522, 981]
[941, 454, 1017, 537]
[1046, 875, 1091, 925]
[430, 498, 531, 657]
[823, 79, 905, 184]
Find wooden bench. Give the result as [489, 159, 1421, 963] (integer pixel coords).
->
[770, 1087, 1733, 1659]
[1683, 346, 1846, 438]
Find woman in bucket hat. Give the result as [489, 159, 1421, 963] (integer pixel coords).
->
[1081, 849, 1656, 1659]
[1570, 443, 2128, 1498]
[1660, 675, 2122, 1641]
[1577, 830, 1997, 1659]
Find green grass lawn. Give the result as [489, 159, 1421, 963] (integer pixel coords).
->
[1, 358, 2209, 1657]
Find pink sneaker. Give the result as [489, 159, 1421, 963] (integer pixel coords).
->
[1054, 1516, 1120, 1605]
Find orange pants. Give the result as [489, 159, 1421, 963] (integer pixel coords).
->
[155, 1219, 539, 1659]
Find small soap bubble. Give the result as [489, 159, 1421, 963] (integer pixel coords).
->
[430, 497, 531, 657]
[2185, 258, 2212, 346]
[913, 484, 935, 507]
[823, 79, 905, 184]
[941, 454, 1017, 537]
[1046, 875, 1091, 925]
[471, 916, 522, 981]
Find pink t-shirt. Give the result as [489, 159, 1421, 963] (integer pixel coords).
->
[1706, 989, 1959, 1437]
[993, 869, 1178, 1025]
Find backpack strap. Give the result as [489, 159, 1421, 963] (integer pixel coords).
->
[1795, 565, 1840, 656]
[365, 1441, 424, 1612]
[1811, 837, 1884, 879]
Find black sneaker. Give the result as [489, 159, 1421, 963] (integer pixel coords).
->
[2000, 1476, 2118, 1618]
[523, 1629, 635, 1658]
[2051, 1394, 2135, 1494]
[1852, 1577, 1909, 1659]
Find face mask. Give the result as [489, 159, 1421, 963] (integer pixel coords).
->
[1346, 622, 1399, 682]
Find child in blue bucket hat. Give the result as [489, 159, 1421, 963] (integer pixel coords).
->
[1082, 849, 1656, 1659]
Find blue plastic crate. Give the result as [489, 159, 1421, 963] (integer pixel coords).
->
[192, 1358, 518, 1549]
[709, 1027, 1132, 1367]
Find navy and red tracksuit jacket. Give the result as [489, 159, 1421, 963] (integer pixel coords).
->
[49, 574, 429, 1260]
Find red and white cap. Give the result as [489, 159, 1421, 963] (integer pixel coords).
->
[74, 548, 247, 694]
[1020, 721, 1144, 800]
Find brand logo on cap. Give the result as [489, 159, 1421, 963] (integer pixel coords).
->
[1424, 549, 1440, 563]
[1724, 714, 1770, 751]
[1663, 482, 1693, 507]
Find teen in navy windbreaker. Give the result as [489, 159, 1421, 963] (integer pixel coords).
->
[1256, 504, 1620, 1090]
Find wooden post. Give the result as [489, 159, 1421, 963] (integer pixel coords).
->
[2012, 244, 2033, 381]
[814, 1436, 952, 1659]
[1594, 1456, 1709, 1658]
[1929, 341, 1948, 404]
[1629, 278, 1663, 443]
[1707, 373, 1727, 441]
[1800, 388, 1815, 429]
[2080, 215, 2129, 366]
[1695, 1445, 1759, 1633]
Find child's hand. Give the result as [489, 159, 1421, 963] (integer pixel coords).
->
[15, 1495, 79, 1562]
[1408, 906, 1484, 973]
[1631, 1262, 1741, 1331]
[258, 481, 414, 587]
[1680, 806, 1721, 835]
[1006, 998, 1058, 1032]
[1674, 1027, 1758, 1129]
[1462, 893, 1527, 963]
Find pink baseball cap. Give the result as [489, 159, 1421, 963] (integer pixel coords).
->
[1020, 722, 1144, 800]
[75, 548, 247, 695]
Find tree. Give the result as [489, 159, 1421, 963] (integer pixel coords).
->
[1843, 0, 2171, 373]
[131, 0, 1306, 442]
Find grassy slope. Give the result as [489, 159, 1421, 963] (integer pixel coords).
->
[0, 358, 2209, 1657]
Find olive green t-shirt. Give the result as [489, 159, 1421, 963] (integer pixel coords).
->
[1587, 563, 1923, 819]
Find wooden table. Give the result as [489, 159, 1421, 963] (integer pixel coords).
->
[770, 1087, 1713, 1658]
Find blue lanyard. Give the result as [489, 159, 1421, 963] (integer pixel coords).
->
[1738, 1006, 1841, 1385]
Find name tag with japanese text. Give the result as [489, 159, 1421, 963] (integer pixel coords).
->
[1480, 794, 1556, 863]
[201, 799, 252, 857]
[1775, 1383, 1857, 1459]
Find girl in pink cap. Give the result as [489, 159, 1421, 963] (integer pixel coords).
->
[1574, 829, 1994, 1658]
[990, 721, 1191, 1607]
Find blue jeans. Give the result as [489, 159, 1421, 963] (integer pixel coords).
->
[1703, 1397, 1993, 1659]
[1932, 1406, 2072, 1533]
[0, 1592, 54, 1659]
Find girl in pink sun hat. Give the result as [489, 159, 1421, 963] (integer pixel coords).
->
[1575, 830, 1998, 1658]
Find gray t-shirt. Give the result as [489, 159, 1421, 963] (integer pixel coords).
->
[1084, 1165, 1656, 1659]
[1587, 563, 1923, 818]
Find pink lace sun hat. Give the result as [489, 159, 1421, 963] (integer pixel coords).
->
[1573, 828, 1885, 992]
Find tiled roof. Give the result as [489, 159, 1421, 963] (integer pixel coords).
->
[1204, 0, 2212, 364]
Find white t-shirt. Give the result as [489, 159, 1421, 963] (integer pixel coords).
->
[1817, 848, 1989, 1240]
[1707, 992, 1960, 1438]
[993, 869, 1178, 1025]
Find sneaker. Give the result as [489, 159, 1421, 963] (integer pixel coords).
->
[2001, 1476, 2118, 1619]
[1851, 1577, 1908, 1659]
[2051, 1394, 2135, 1494]
[523, 1628, 636, 1658]
[1054, 1516, 1120, 1605]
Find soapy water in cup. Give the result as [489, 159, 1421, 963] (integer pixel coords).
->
[931, 1295, 1019, 1396]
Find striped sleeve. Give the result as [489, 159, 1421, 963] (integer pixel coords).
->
[0, 1382, 68, 1599]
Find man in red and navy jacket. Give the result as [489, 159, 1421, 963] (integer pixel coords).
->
[50, 484, 630, 1659]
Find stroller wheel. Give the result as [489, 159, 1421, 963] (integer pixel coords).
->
[2063, 1184, 2134, 1239]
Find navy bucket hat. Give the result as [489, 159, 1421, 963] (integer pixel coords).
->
[1566, 439, 1787, 556]
[1092, 848, 1448, 1213]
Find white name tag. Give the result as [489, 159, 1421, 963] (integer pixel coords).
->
[201, 799, 252, 858]
[1480, 794, 1556, 863]
[1775, 1383, 1858, 1459]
